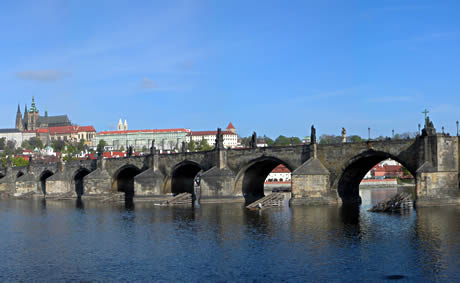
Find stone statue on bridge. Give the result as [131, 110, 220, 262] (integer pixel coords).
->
[342, 128, 347, 143]
[422, 116, 436, 136]
[127, 146, 133, 157]
[250, 132, 257, 149]
[150, 140, 155, 155]
[311, 125, 316, 144]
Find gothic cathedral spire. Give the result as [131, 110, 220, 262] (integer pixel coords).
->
[15, 104, 23, 131]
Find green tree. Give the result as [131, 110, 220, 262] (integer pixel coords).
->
[52, 140, 66, 152]
[142, 146, 148, 152]
[76, 139, 87, 152]
[12, 156, 29, 167]
[28, 137, 43, 149]
[198, 139, 213, 151]
[274, 135, 301, 146]
[119, 145, 125, 151]
[348, 135, 364, 143]
[239, 136, 251, 147]
[263, 135, 274, 146]
[96, 139, 108, 155]
[5, 140, 16, 155]
[319, 134, 342, 144]
[0, 138, 5, 150]
[188, 140, 197, 151]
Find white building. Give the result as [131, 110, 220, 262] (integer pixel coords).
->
[0, 129, 36, 148]
[186, 122, 238, 149]
[265, 164, 291, 182]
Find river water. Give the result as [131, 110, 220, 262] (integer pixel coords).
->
[0, 188, 459, 281]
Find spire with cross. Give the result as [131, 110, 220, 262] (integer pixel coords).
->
[422, 109, 429, 127]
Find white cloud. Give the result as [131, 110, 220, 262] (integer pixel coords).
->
[369, 96, 413, 103]
[16, 70, 71, 81]
[139, 77, 156, 89]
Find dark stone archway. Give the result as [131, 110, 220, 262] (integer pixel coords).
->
[74, 168, 91, 198]
[338, 151, 416, 204]
[171, 162, 202, 197]
[241, 157, 292, 204]
[16, 171, 24, 179]
[113, 165, 142, 199]
[39, 170, 54, 195]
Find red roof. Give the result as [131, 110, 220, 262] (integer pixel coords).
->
[271, 164, 290, 173]
[85, 151, 141, 159]
[226, 122, 235, 130]
[27, 125, 96, 135]
[189, 130, 236, 136]
[32, 129, 49, 134]
[98, 128, 190, 135]
[373, 165, 402, 172]
[48, 125, 96, 135]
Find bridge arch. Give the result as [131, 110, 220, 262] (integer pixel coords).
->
[73, 168, 92, 198]
[235, 156, 294, 204]
[39, 170, 54, 195]
[171, 160, 203, 197]
[112, 164, 143, 199]
[336, 150, 416, 204]
[16, 171, 24, 179]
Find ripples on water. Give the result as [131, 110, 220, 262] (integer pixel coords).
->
[0, 188, 459, 281]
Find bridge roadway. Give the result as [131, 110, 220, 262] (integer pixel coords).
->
[1, 132, 459, 206]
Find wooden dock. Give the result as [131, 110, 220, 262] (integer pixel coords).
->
[246, 193, 285, 209]
[368, 192, 413, 212]
[161, 192, 193, 206]
[99, 193, 124, 203]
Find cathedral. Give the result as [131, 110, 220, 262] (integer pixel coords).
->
[15, 97, 72, 131]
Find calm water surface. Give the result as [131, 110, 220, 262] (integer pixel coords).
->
[0, 188, 459, 281]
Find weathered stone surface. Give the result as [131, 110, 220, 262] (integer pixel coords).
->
[0, 134, 458, 206]
[291, 157, 337, 205]
[134, 169, 164, 196]
[83, 168, 112, 196]
[200, 166, 238, 202]
[15, 173, 38, 196]
[46, 172, 71, 196]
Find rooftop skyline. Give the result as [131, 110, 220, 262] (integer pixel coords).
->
[1, 1, 460, 138]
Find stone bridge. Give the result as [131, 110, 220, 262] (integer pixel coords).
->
[1, 129, 459, 206]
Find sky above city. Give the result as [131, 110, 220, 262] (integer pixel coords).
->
[1, 0, 460, 139]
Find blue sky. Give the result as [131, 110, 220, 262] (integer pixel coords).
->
[1, 0, 460, 138]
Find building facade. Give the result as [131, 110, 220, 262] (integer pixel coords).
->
[265, 164, 291, 182]
[0, 129, 37, 148]
[186, 122, 238, 149]
[95, 128, 190, 151]
[47, 126, 96, 145]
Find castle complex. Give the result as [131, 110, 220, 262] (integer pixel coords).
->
[15, 97, 72, 131]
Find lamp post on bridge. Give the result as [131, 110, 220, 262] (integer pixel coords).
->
[368, 127, 371, 141]
[457, 121, 459, 136]
[392, 129, 395, 139]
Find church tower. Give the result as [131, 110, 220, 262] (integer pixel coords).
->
[27, 97, 40, 130]
[23, 104, 29, 130]
[15, 104, 23, 131]
[117, 118, 123, 131]
[124, 119, 128, 131]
